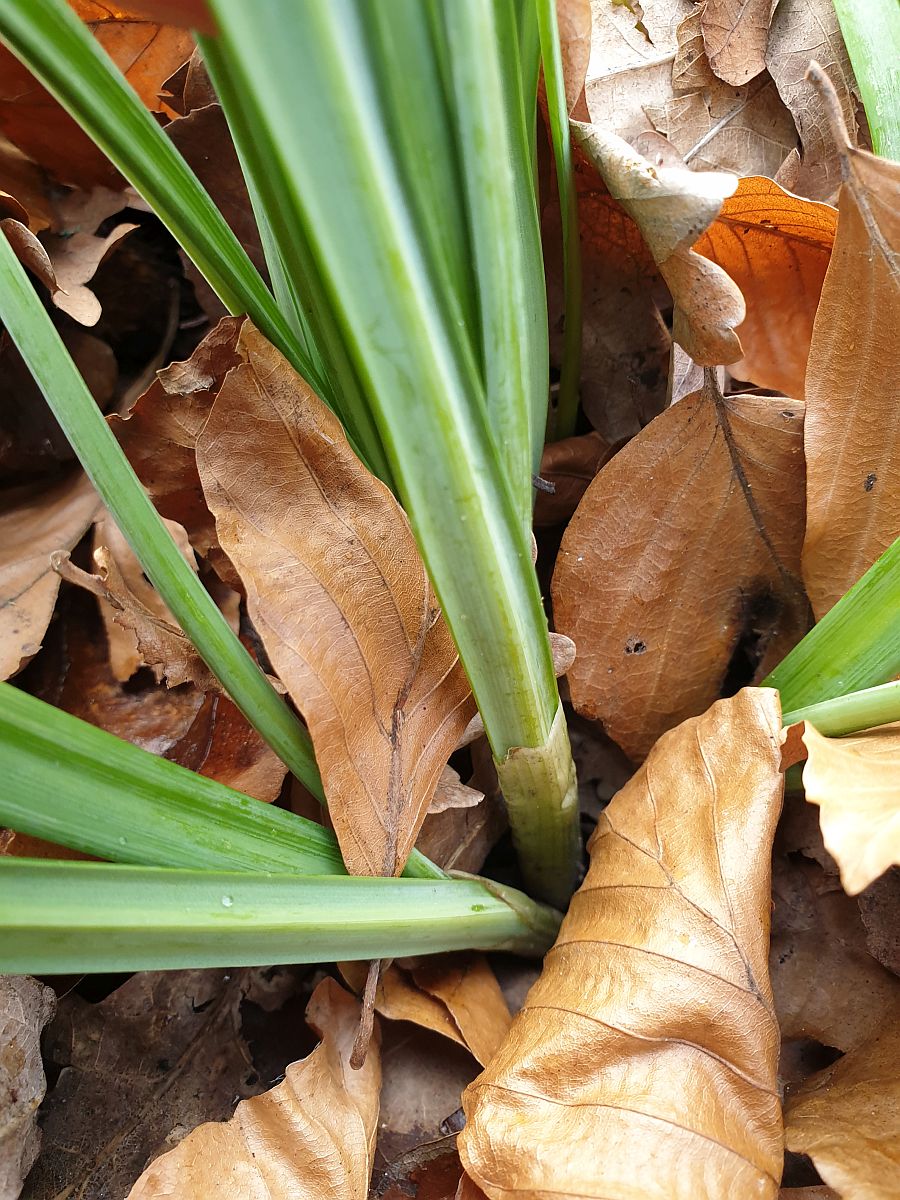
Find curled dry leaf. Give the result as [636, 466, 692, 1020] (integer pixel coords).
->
[533, 429, 616, 526]
[784, 1008, 900, 1199]
[700, 0, 776, 87]
[802, 723, 900, 896]
[799, 95, 900, 617]
[693, 176, 836, 400]
[342, 954, 511, 1069]
[553, 375, 807, 762]
[129, 978, 381, 1200]
[460, 688, 785, 1199]
[0, 975, 56, 1200]
[428, 766, 484, 816]
[571, 121, 745, 363]
[0, 472, 101, 680]
[196, 323, 475, 877]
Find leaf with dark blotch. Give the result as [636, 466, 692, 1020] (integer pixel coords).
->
[553, 374, 808, 762]
[196, 323, 475, 876]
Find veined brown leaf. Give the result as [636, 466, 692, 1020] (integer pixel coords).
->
[800, 98, 900, 616]
[694, 176, 836, 400]
[129, 978, 380, 1200]
[556, 0, 592, 118]
[459, 688, 785, 1199]
[700, 0, 775, 87]
[196, 323, 475, 876]
[534, 430, 616, 527]
[784, 1007, 900, 1199]
[0, 975, 56, 1200]
[802, 722, 900, 896]
[552, 374, 807, 761]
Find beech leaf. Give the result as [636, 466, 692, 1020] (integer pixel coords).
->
[571, 120, 746, 363]
[700, 0, 776, 87]
[128, 978, 381, 1200]
[0, 975, 56, 1200]
[552, 375, 807, 761]
[459, 688, 785, 1199]
[802, 722, 900, 896]
[799, 81, 900, 617]
[693, 176, 836, 400]
[196, 323, 475, 876]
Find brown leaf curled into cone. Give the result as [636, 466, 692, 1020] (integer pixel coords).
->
[459, 688, 785, 1199]
[128, 978, 380, 1200]
[799, 89, 900, 617]
[552, 375, 807, 762]
[0, 975, 55, 1200]
[784, 1008, 900, 1199]
[694, 176, 836, 399]
[571, 120, 745, 363]
[802, 723, 900, 896]
[196, 323, 475, 876]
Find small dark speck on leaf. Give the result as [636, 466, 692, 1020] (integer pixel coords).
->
[624, 636, 647, 655]
[864, 472, 877, 492]
[781, 410, 796, 419]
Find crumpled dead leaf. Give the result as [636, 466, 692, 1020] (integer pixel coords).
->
[784, 1007, 900, 1199]
[700, 0, 776, 86]
[460, 688, 785, 1199]
[428, 766, 484, 816]
[802, 722, 900, 897]
[128, 978, 381, 1200]
[572, 120, 745, 363]
[196, 323, 475, 877]
[342, 954, 511, 1068]
[0, 471, 101, 680]
[0, 975, 56, 1200]
[799, 78, 900, 617]
[693, 176, 836, 399]
[552, 374, 807, 761]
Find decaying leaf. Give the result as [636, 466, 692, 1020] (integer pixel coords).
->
[0, 975, 56, 1200]
[556, 0, 592, 117]
[342, 954, 511, 1068]
[196, 323, 475, 877]
[534, 430, 616, 526]
[460, 688, 785, 1199]
[802, 722, 900, 897]
[572, 121, 745, 363]
[553, 375, 807, 761]
[129, 978, 381, 1200]
[700, 0, 776, 86]
[799, 81, 900, 616]
[428, 766, 484, 816]
[784, 1008, 900, 1199]
[0, 471, 101, 680]
[694, 176, 836, 399]
[415, 791, 508, 877]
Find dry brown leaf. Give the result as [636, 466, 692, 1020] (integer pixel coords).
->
[552, 375, 807, 761]
[460, 688, 785, 1199]
[41, 220, 137, 326]
[196, 323, 475, 877]
[0, 975, 56, 1200]
[572, 120, 745, 363]
[129, 978, 380, 1200]
[0, 218, 58, 294]
[428, 766, 484, 816]
[701, 0, 776, 86]
[415, 792, 508, 876]
[556, 0, 592, 117]
[799, 97, 900, 616]
[534, 430, 616, 526]
[52, 546, 217, 692]
[765, 0, 860, 201]
[0, 472, 101, 679]
[342, 954, 511, 1068]
[784, 1009, 900, 1199]
[802, 723, 900, 896]
[694, 176, 836, 399]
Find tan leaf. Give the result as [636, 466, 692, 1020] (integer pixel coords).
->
[802, 723, 900, 896]
[534, 430, 616, 526]
[196, 323, 475, 876]
[0, 975, 56, 1200]
[342, 953, 511, 1067]
[694, 176, 836, 399]
[571, 121, 745, 363]
[764, 0, 860, 201]
[459, 688, 785, 1199]
[0, 472, 101, 679]
[129, 978, 381, 1200]
[41, 220, 137, 326]
[784, 1009, 900, 1199]
[52, 546, 217, 692]
[552, 375, 807, 761]
[428, 765, 484, 816]
[799, 106, 900, 616]
[673, 3, 718, 92]
[700, 0, 776, 86]
[415, 792, 508, 876]
[557, 0, 592, 117]
[0, 218, 58, 293]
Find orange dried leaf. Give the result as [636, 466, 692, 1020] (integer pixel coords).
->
[460, 688, 785, 1199]
[196, 323, 475, 876]
[552, 376, 807, 761]
[128, 978, 380, 1200]
[802, 722, 900, 896]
